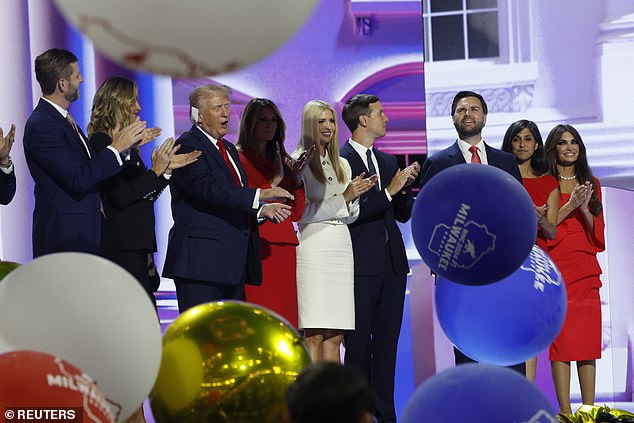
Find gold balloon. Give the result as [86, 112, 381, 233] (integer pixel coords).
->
[0, 261, 19, 282]
[150, 300, 310, 422]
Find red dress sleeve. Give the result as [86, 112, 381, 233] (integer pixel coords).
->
[588, 177, 605, 252]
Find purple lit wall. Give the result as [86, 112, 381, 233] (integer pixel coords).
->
[2, 0, 634, 419]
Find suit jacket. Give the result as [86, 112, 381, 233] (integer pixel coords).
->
[23, 99, 121, 257]
[340, 141, 412, 276]
[0, 168, 15, 205]
[163, 125, 262, 285]
[420, 141, 522, 188]
[90, 131, 169, 255]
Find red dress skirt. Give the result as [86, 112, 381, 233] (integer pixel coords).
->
[548, 178, 605, 361]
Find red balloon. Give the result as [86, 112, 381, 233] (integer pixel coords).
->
[0, 351, 114, 423]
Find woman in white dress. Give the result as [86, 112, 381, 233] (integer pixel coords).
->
[294, 100, 377, 363]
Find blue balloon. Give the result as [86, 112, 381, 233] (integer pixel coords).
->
[412, 164, 536, 285]
[401, 364, 556, 423]
[435, 245, 567, 365]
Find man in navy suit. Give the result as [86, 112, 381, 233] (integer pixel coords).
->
[340, 94, 420, 423]
[419, 90, 525, 374]
[163, 84, 293, 312]
[0, 124, 16, 206]
[23, 48, 147, 258]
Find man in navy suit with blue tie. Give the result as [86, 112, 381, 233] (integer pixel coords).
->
[419, 90, 525, 374]
[163, 84, 293, 312]
[23, 48, 147, 257]
[340, 94, 420, 423]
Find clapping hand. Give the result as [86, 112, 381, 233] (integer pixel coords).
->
[261, 202, 292, 224]
[137, 126, 162, 147]
[110, 118, 147, 152]
[270, 142, 284, 187]
[150, 137, 178, 176]
[535, 204, 549, 223]
[287, 144, 315, 187]
[261, 186, 295, 202]
[0, 124, 15, 164]
[343, 172, 378, 202]
[403, 161, 421, 186]
[167, 148, 201, 174]
[567, 181, 592, 210]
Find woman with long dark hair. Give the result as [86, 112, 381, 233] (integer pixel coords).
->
[502, 119, 558, 382]
[237, 98, 312, 328]
[544, 124, 605, 416]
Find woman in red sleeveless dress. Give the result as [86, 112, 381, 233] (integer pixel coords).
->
[544, 124, 605, 416]
[502, 120, 558, 382]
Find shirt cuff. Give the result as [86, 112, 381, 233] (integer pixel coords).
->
[162, 173, 172, 180]
[107, 145, 123, 166]
[0, 161, 13, 174]
[384, 188, 392, 202]
[252, 188, 260, 209]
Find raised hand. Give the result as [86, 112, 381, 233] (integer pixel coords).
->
[260, 202, 292, 224]
[581, 180, 594, 209]
[0, 123, 15, 164]
[385, 168, 410, 197]
[150, 137, 177, 176]
[288, 144, 315, 187]
[567, 182, 590, 210]
[403, 161, 421, 186]
[261, 186, 294, 202]
[110, 119, 147, 152]
[343, 172, 378, 202]
[137, 126, 162, 147]
[270, 142, 284, 187]
[167, 148, 201, 173]
[535, 204, 549, 223]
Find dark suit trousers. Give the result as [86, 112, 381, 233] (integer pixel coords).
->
[174, 278, 244, 313]
[454, 347, 527, 375]
[106, 250, 157, 310]
[344, 245, 407, 423]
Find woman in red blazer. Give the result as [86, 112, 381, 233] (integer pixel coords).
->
[237, 98, 312, 328]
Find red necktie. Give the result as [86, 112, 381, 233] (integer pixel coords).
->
[469, 145, 481, 164]
[216, 138, 241, 185]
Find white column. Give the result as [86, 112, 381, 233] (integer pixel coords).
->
[150, 75, 175, 276]
[529, 0, 604, 121]
[0, 1, 34, 262]
[596, 7, 634, 124]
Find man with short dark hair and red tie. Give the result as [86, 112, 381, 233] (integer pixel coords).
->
[419, 90, 524, 374]
[23, 48, 148, 257]
[164, 84, 293, 312]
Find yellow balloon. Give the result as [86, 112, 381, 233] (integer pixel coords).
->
[0, 261, 19, 282]
[150, 301, 311, 422]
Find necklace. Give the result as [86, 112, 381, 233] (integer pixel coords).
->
[559, 174, 576, 180]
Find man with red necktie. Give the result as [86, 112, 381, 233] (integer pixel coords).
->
[419, 90, 525, 374]
[164, 84, 293, 312]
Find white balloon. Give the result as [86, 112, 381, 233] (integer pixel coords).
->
[0, 253, 162, 422]
[53, 0, 318, 77]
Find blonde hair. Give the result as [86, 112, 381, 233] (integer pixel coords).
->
[296, 100, 346, 184]
[87, 76, 138, 137]
[188, 84, 232, 124]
